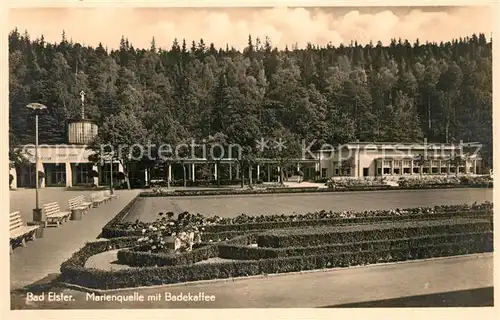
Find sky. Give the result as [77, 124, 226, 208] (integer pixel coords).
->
[8, 6, 492, 50]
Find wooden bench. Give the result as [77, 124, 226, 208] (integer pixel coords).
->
[68, 195, 93, 215]
[9, 211, 40, 254]
[100, 191, 112, 203]
[43, 202, 72, 227]
[103, 190, 118, 200]
[90, 192, 106, 207]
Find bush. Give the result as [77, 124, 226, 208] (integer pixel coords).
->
[59, 234, 492, 290]
[219, 232, 492, 260]
[9, 174, 14, 186]
[256, 219, 491, 248]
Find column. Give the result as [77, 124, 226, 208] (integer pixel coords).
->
[65, 162, 73, 187]
[191, 163, 195, 181]
[410, 159, 414, 175]
[296, 163, 300, 172]
[277, 166, 281, 182]
[400, 160, 404, 175]
[381, 160, 384, 176]
[92, 164, 99, 186]
[144, 168, 149, 186]
[257, 164, 260, 180]
[447, 161, 451, 174]
[214, 162, 218, 180]
[236, 164, 240, 179]
[391, 160, 395, 175]
[229, 163, 232, 180]
[268, 163, 271, 182]
[9, 166, 17, 189]
[439, 160, 442, 175]
[168, 164, 172, 181]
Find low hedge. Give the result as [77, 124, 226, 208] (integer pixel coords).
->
[257, 219, 491, 248]
[139, 183, 490, 198]
[116, 234, 256, 267]
[201, 210, 492, 233]
[100, 195, 141, 238]
[60, 237, 492, 290]
[219, 231, 493, 260]
[117, 243, 219, 267]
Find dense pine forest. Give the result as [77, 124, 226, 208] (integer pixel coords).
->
[9, 29, 493, 167]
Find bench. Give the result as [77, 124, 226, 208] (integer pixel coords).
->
[90, 192, 106, 207]
[9, 211, 40, 254]
[43, 202, 72, 227]
[103, 190, 118, 200]
[68, 195, 93, 215]
[100, 191, 112, 203]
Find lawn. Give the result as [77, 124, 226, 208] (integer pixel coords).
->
[123, 188, 493, 222]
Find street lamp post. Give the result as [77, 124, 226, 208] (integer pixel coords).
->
[26, 103, 47, 228]
[110, 155, 114, 195]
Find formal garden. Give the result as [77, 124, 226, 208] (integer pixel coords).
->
[58, 194, 493, 290]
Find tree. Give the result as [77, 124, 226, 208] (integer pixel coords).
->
[8, 30, 493, 176]
[87, 110, 148, 189]
[263, 127, 302, 185]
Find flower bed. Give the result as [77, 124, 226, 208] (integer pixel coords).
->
[327, 177, 389, 189]
[256, 218, 491, 248]
[103, 202, 493, 239]
[397, 175, 492, 188]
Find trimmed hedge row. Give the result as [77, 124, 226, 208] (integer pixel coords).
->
[139, 183, 491, 198]
[201, 210, 492, 233]
[60, 237, 492, 290]
[100, 194, 141, 238]
[219, 232, 493, 260]
[257, 219, 491, 248]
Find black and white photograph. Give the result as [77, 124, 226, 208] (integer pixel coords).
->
[7, 3, 495, 311]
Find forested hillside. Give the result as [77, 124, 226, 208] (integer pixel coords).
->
[8, 29, 492, 166]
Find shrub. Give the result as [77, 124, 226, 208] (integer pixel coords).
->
[59, 235, 492, 290]
[256, 219, 491, 248]
[219, 232, 492, 260]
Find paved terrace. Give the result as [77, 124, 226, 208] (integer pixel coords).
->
[10, 188, 140, 290]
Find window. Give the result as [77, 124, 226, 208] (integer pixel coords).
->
[403, 161, 411, 167]
[383, 160, 391, 166]
[101, 163, 119, 185]
[423, 168, 429, 174]
[431, 167, 439, 174]
[321, 168, 327, 178]
[335, 169, 339, 175]
[383, 168, 390, 174]
[394, 168, 401, 175]
[441, 167, 447, 174]
[377, 168, 382, 175]
[75, 163, 93, 185]
[49, 164, 66, 186]
[403, 168, 410, 174]
[394, 161, 401, 167]
[363, 168, 369, 176]
[413, 167, 420, 174]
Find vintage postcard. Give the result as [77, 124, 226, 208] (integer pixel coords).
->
[5, 0, 496, 315]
